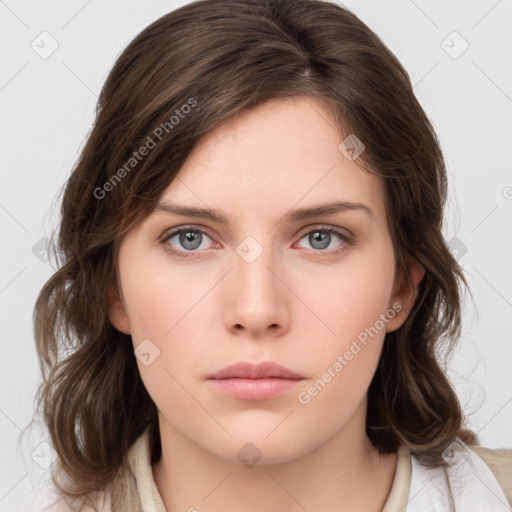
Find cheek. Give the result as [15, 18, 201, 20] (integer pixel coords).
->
[125, 280, 174, 341]
[295, 247, 396, 397]
[119, 250, 212, 380]
[298, 250, 396, 349]
[120, 247, 205, 342]
[121, 266, 207, 419]
[294, 278, 394, 432]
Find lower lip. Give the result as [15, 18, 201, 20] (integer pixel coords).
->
[208, 378, 303, 400]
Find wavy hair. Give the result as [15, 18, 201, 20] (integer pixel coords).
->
[33, 0, 475, 509]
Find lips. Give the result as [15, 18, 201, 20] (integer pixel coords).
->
[209, 361, 304, 380]
[208, 362, 305, 400]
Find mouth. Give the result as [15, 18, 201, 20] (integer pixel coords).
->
[208, 361, 305, 400]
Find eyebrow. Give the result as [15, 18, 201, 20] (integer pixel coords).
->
[154, 200, 374, 225]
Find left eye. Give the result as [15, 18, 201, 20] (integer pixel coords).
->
[296, 227, 350, 252]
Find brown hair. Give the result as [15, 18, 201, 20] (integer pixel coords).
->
[33, 0, 476, 508]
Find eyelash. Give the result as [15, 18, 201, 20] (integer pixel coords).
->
[159, 224, 353, 260]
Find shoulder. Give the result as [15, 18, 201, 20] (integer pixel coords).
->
[471, 445, 512, 505]
[406, 440, 511, 511]
[34, 428, 153, 512]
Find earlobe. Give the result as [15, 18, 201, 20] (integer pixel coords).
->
[386, 254, 425, 333]
[107, 282, 131, 335]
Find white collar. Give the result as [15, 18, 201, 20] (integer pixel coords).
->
[127, 428, 413, 511]
[127, 429, 511, 511]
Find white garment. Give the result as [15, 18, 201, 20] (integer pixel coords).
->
[127, 430, 510, 512]
[405, 442, 511, 511]
[42, 430, 511, 511]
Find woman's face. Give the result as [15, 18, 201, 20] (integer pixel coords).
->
[110, 96, 422, 464]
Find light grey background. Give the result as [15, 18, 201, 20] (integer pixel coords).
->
[1, 0, 511, 510]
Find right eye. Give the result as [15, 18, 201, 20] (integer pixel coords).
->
[160, 226, 220, 259]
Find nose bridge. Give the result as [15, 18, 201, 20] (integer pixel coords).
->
[226, 233, 287, 333]
[235, 233, 278, 304]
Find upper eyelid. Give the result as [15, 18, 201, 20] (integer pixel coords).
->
[296, 224, 351, 238]
[160, 224, 217, 242]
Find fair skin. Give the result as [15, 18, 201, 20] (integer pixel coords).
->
[109, 96, 424, 512]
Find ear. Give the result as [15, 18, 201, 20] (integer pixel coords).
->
[385, 253, 425, 333]
[107, 281, 131, 335]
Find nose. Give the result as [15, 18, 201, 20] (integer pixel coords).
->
[223, 242, 290, 338]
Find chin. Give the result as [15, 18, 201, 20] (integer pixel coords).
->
[202, 431, 315, 467]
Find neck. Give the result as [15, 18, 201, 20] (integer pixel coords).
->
[152, 404, 397, 512]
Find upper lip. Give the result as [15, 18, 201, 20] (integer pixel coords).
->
[209, 361, 304, 380]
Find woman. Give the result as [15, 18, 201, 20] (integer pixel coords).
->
[34, 0, 511, 510]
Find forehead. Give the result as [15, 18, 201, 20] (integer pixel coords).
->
[159, 97, 387, 225]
